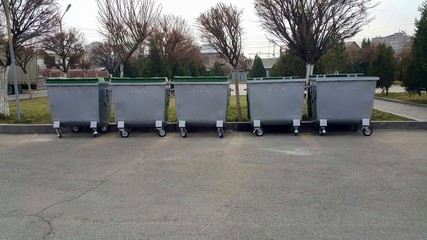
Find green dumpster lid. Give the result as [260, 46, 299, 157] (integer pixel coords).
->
[248, 76, 303, 81]
[311, 73, 364, 78]
[110, 77, 168, 83]
[173, 76, 228, 82]
[45, 77, 106, 84]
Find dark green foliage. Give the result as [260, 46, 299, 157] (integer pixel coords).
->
[271, 50, 305, 77]
[249, 55, 266, 77]
[210, 61, 225, 76]
[141, 44, 171, 78]
[402, 1, 427, 94]
[43, 54, 55, 67]
[167, 60, 207, 77]
[315, 40, 350, 74]
[348, 38, 375, 75]
[368, 44, 396, 95]
[124, 57, 142, 78]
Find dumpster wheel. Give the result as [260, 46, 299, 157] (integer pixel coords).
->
[180, 128, 188, 138]
[293, 127, 299, 136]
[157, 128, 167, 137]
[319, 127, 326, 136]
[71, 126, 79, 133]
[362, 127, 373, 136]
[92, 129, 99, 137]
[119, 129, 129, 138]
[218, 128, 224, 138]
[101, 126, 109, 133]
[56, 129, 62, 138]
[254, 127, 264, 137]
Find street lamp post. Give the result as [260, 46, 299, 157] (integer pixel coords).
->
[59, 4, 72, 34]
[59, 4, 71, 77]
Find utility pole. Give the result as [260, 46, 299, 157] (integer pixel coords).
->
[2, 0, 22, 121]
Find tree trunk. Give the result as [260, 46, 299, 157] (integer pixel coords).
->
[305, 63, 315, 118]
[234, 79, 243, 122]
[120, 64, 124, 78]
[0, 66, 10, 116]
[232, 70, 243, 122]
[385, 87, 389, 96]
[305, 63, 315, 80]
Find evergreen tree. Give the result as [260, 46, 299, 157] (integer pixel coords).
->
[249, 55, 266, 77]
[315, 39, 350, 74]
[271, 50, 305, 77]
[368, 44, 396, 95]
[349, 38, 375, 75]
[210, 61, 225, 76]
[402, 1, 427, 94]
[123, 56, 142, 78]
[141, 44, 171, 78]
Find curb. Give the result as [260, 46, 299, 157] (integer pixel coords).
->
[375, 97, 427, 108]
[1, 121, 426, 134]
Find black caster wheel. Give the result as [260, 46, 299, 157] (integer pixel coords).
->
[71, 126, 79, 133]
[180, 128, 187, 138]
[119, 129, 129, 138]
[362, 127, 373, 136]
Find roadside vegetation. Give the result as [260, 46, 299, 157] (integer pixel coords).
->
[0, 96, 413, 124]
[375, 92, 427, 105]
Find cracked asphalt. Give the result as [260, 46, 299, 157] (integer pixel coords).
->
[1, 130, 427, 239]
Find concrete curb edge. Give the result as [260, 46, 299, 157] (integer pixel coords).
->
[1, 121, 426, 134]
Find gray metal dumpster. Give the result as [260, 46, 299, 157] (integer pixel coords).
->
[45, 78, 111, 138]
[247, 77, 306, 136]
[173, 76, 230, 138]
[110, 77, 169, 138]
[309, 74, 379, 136]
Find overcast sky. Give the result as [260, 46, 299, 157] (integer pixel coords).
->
[61, 0, 423, 58]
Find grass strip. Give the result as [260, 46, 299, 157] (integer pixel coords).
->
[0, 96, 413, 124]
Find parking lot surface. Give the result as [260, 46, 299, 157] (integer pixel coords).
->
[1, 130, 426, 239]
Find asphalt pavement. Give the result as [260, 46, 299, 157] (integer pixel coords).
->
[1, 130, 426, 239]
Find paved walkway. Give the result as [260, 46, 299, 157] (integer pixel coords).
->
[7, 89, 47, 101]
[374, 99, 427, 121]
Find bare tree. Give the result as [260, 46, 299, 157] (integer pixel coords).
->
[15, 46, 37, 98]
[90, 42, 120, 76]
[197, 3, 244, 121]
[43, 28, 85, 77]
[78, 55, 92, 77]
[238, 56, 253, 72]
[97, 0, 161, 77]
[151, 14, 200, 73]
[254, 0, 377, 78]
[0, 0, 59, 116]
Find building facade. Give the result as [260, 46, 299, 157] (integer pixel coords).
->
[372, 32, 412, 53]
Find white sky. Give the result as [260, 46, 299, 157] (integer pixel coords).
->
[61, 0, 423, 58]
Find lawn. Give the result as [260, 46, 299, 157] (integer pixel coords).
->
[0, 96, 413, 124]
[375, 92, 427, 105]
